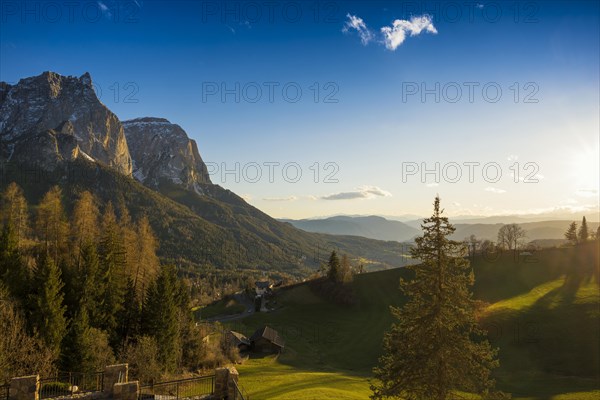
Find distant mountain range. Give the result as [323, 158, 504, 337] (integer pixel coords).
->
[280, 216, 420, 242]
[282, 216, 599, 243]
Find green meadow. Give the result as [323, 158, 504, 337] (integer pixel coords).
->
[215, 243, 599, 399]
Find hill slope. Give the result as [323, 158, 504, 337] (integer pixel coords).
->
[0, 160, 410, 275]
[230, 242, 599, 399]
[281, 215, 420, 242]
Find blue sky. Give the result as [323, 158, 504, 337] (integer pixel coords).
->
[1, 0, 599, 219]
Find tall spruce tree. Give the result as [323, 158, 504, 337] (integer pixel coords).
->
[98, 203, 127, 342]
[326, 250, 341, 282]
[142, 264, 181, 372]
[578, 216, 589, 242]
[565, 222, 578, 245]
[30, 254, 67, 358]
[371, 196, 502, 400]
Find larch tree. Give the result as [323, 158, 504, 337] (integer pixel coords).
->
[71, 191, 100, 264]
[134, 215, 159, 298]
[371, 196, 502, 400]
[0, 182, 30, 248]
[36, 186, 68, 264]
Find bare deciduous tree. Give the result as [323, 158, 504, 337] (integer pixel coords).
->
[497, 224, 527, 251]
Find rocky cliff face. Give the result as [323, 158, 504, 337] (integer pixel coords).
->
[0, 72, 132, 175]
[123, 117, 212, 192]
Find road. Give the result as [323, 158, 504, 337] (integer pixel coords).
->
[205, 291, 257, 323]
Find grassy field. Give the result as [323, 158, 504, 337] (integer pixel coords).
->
[194, 297, 246, 320]
[228, 243, 599, 399]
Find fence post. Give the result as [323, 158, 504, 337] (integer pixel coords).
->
[9, 375, 39, 400]
[226, 368, 240, 400]
[103, 364, 128, 395]
[214, 368, 229, 399]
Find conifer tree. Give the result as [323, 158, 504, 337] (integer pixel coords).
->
[98, 203, 127, 341]
[36, 186, 68, 264]
[0, 182, 29, 247]
[142, 264, 181, 372]
[578, 216, 589, 242]
[71, 191, 99, 265]
[0, 223, 28, 299]
[326, 250, 341, 282]
[30, 254, 67, 358]
[61, 308, 115, 373]
[134, 216, 159, 298]
[339, 254, 353, 283]
[371, 197, 502, 400]
[79, 241, 102, 321]
[565, 222, 578, 245]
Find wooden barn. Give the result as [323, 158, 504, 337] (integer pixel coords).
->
[250, 326, 285, 353]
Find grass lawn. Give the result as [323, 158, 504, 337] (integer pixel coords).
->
[228, 244, 599, 399]
[195, 297, 246, 320]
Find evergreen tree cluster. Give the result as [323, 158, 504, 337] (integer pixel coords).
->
[0, 182, 222, 379]
[564, 216, 593, 246]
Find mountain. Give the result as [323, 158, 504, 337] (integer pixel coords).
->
[283, 215, 599, 244]
[281, 215, 420, 242]
[123, 117, 211, 193]
[0, 72, 409, 275]
[0, 71, 131, 175]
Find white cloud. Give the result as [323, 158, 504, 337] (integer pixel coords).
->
[476, 3, 484, 9]
[342, 14, 374, 45]
[97, 1, 112, 17]
[576, 188, 599, 198]
[263, 196, 298, 202]
[425, 183, 439, 188]
[240, 194, 253, 202]
[485, 187, 506, 194]
[321, 185, 392, 200]
[380, 15, 437, 50]
[507, 154, 519, 162]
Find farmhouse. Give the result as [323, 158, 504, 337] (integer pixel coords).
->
[255, 281, 273, 296]
[250, 325, 285, 353]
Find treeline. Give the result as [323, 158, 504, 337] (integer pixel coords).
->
[310, 251, 358, 305]
[0, 182, 234, 382]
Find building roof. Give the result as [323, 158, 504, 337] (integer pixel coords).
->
[250, 326, 285, 348]
[227, 331, 250, 346]
[255, 281, 272, 289]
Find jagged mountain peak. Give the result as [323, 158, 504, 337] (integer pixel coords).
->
[0, 71, 131, 176]
[123, 117, 212, 192]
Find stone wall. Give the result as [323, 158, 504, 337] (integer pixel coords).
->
[112, 382, 138, 400]
[7, 364, 243, 400]
[9, 375, 39, 400]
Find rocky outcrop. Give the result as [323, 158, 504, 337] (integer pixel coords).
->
[123, 117, 212, 193]
[0, 71, 132, 175]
